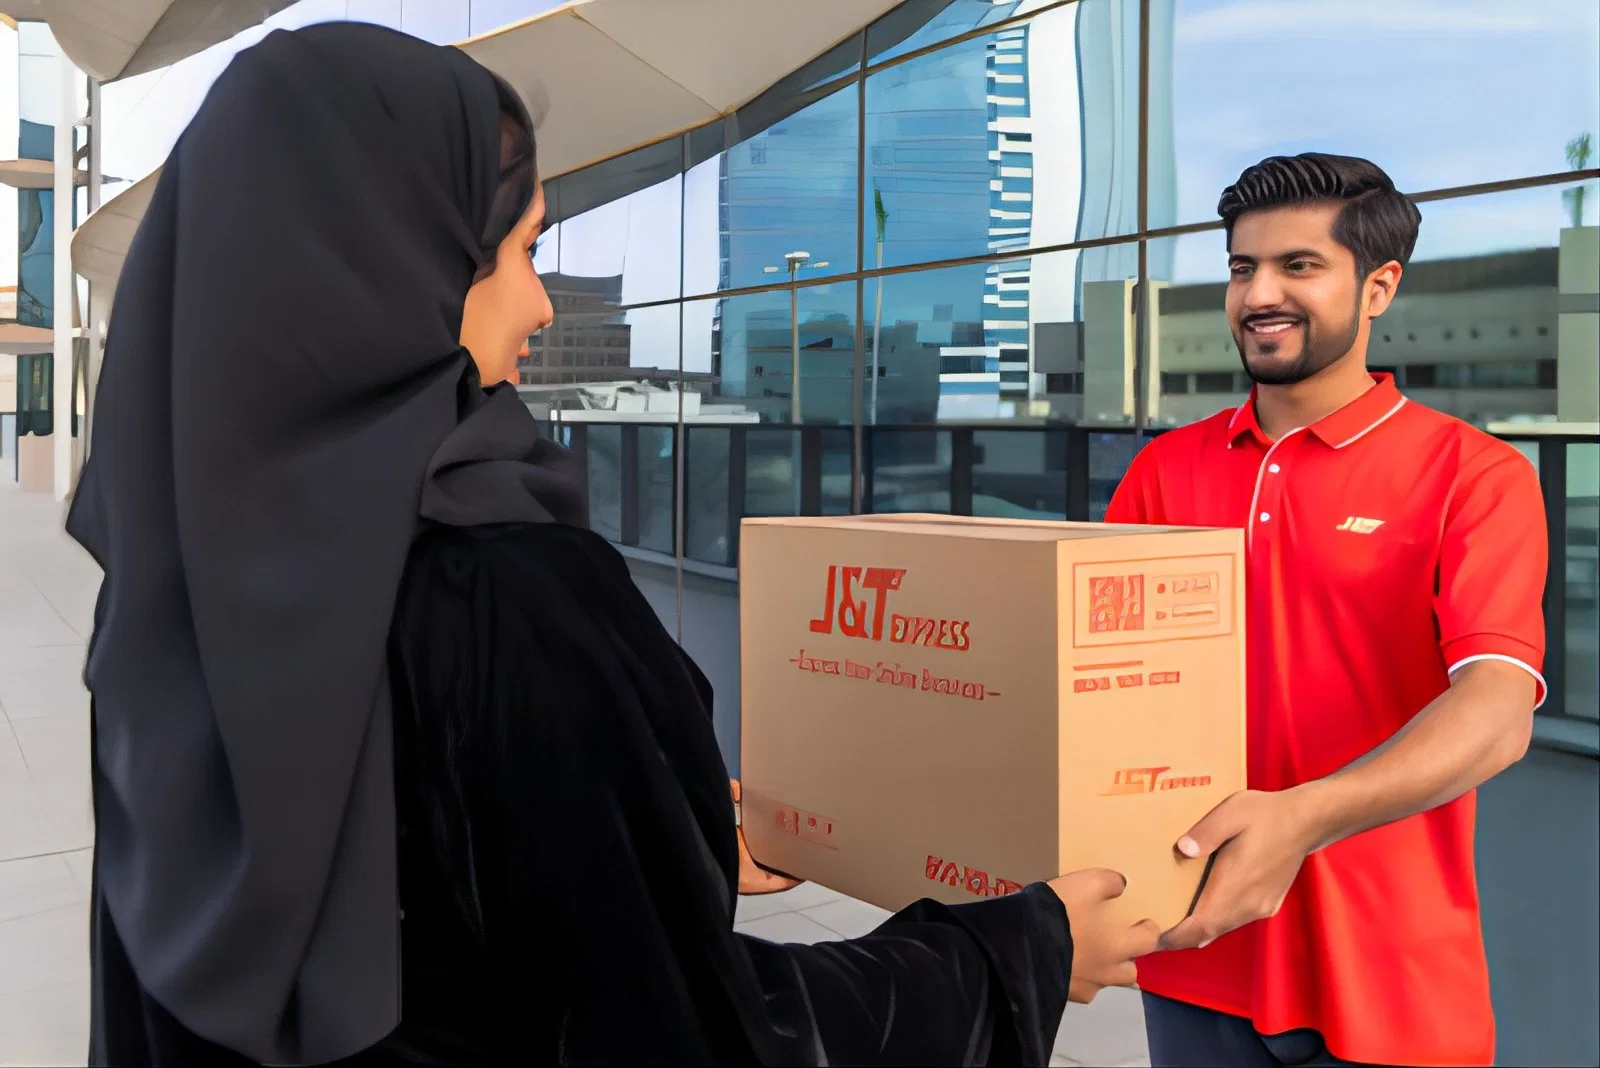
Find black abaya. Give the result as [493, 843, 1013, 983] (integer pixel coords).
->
[94, 522, 1075, 1066]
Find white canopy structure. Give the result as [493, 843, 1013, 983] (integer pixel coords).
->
[2, 0, 294, 80]
[69, 0, 900, 304]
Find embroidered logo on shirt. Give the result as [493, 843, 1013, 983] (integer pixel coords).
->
[1336, 516, 1386, 535]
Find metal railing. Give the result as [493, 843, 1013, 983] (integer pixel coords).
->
[552, 419, 1598, 724]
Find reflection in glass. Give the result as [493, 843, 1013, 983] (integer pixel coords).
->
[746, 429, 805, 517]
[466, 0, 567, 35]
[863, 246, 1139, 426]
[871, 429, 952, 513]
[586, 424, 622, 542]
[1089, 431, 1150, 520]
[684, 426, 733, 566]
[820, 428, 854, 516]
[398, 0, 469, 43]
[683, 82, 859, 293]
[867, 0, 1027, 66]
[554, 142, 683, 306]
[637, 426, 676, 554]
[863, 0, 1139, 272]
[1149, 185, 1600, 429]
[520, 306, 681, 392]
[701, 283, 859, 426]
[1567, 442, 1599, 720]
[1160, 0, 1600, 227]
[972, 429, 1068, 518]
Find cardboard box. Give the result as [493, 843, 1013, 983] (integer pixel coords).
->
[739, 514, 1246, 931]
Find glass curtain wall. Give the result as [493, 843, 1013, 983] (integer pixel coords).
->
[517, 0, 1597, 716]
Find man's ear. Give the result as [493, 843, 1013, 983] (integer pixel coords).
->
[1364, 261, 1402, 318]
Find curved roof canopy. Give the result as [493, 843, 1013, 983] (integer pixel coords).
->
[72, 0, 900, 304]
[3, 0, 293, 81]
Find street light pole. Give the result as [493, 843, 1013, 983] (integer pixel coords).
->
[763, 251, 828, 425]
[784, 251, 809, 424]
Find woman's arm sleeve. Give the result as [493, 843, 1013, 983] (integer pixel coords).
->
[739, 883, 1072, 1066]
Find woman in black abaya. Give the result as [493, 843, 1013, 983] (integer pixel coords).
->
[69, 22, 1158, 1067]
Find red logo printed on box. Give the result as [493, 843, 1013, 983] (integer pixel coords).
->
[925, 854, 1023, 899]
[809, 564, 971, 651]
[1099, 766, 1212, 796]
[1088, 575, 1145, 633]
[774, 804, 837, 848]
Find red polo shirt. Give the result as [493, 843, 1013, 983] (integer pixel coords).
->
[1109, 374, 1546, 1067]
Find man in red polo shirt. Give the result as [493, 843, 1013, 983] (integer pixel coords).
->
[1107, 153, 1546, 1067]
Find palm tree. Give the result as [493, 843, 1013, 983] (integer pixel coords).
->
[870, 186, 888, 424]
[1563, 132, 1593, 229]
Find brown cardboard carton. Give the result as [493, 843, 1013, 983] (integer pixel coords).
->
[739, 513, 1246, 932]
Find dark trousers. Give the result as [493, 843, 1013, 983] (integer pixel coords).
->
[1142, 992, 1382, 1067]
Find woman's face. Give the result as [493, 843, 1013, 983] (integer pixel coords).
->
[459, 179, 551, 387]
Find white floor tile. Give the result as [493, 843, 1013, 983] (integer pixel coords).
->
[0, 646, 88, 723]
[0, 857, 80, 926]
[734, 909, 841, 946]
[59, 853, 92, 899]
[0, 979, 88, 1067]
[0, 776, 93, 864]
[0, 901, 90, 998]
[1055, 986, 1149, 1067]
[734, 891, 797, 924]
[10, 718, 89, 784]
[802, 897, 893, 939]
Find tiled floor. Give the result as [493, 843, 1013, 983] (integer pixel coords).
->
[0, 486, 97, 1068]
[0, 483, 1148, 1067]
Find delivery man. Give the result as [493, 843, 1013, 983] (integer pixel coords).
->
[1106, 152, 1547, 1068]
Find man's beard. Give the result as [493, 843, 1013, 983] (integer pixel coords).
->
[1232, 300, 1361, 386]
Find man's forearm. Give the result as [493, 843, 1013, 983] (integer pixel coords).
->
[1290, 661, 1536, 852]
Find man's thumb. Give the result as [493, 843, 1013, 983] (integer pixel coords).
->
[1176, 794, 1245, 858]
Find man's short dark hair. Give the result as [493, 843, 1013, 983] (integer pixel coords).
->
[1217, 153, 1422, 279]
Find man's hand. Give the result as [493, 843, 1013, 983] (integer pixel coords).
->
[731, 779, 804, 895]
[1158, 788, 1321, 952]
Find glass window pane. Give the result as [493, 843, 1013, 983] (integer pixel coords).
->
[399, 0, 469, 43]
[1567, 441, 1599, 721]
[863, 243, 1140, 426]
[637, 425, 676, 554]
[870, 429, 953, 513]
[820, 427, 854, 515]
[1089, 431, 1151, 520]
[867, 0, 1044, 66]
[745, 428, 806, 517]
[467, 0, 566, 35]
[519, 305, 680, 391]
[972, 428, 1068, 518]
[585, 424, 623, 542]
[684, 82, 858, 294]
[864, 0, 1139, 270]
[684, 425, 734, 566]
[344, 0, 403, 27]
[553, 142, 683, 305]
[1159, 0, 1600, 229]
[696, 282, 858, 426]
[1148, 183, 1599, 429]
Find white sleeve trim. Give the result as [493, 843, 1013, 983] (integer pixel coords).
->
[1448, 653, 1548, 711]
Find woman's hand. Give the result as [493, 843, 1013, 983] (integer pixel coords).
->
[731, 779, 804, 895]
[1047, 869, 1161, 1004]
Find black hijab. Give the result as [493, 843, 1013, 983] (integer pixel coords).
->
[66, 22, 583, 1064]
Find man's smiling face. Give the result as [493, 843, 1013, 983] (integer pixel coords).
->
[1225, 201, 1364, 386]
